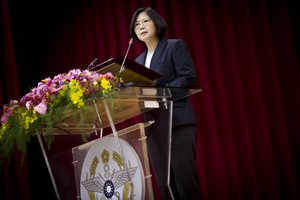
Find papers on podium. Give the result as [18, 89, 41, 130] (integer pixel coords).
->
[92, 56, 161, 87]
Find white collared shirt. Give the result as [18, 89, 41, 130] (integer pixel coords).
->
[145, 51, 154, 68]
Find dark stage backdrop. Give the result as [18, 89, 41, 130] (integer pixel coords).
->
[1, 0, 300, 199]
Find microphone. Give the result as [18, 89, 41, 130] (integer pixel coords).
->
[117, 38, 134, 78]
[87, 58, 98, 70]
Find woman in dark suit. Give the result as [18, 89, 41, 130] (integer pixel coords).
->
[129, 7, 201, 199]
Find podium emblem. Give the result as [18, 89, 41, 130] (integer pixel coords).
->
[80, 136, 145, 199]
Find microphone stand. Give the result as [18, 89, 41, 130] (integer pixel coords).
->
[85, 38, 134, 88]
[117, 38, 134, 88]
[86, 58, 98, 70]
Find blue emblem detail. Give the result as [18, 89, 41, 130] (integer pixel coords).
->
[103, 180, 114, 198]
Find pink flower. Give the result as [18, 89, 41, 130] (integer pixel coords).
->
[1, 109, 13, 123]
[1, 101, 19, 123]
[33, 99, 47, 115]
[25, 101, 33, 109]
[105, 72, 114, 80]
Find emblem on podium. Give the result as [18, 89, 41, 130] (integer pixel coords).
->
[80, 136, 145, 199]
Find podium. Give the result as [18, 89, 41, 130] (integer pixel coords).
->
[36, 57, 201, 200]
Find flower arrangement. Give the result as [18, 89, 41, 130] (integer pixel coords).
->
[0, 69, 118, 162]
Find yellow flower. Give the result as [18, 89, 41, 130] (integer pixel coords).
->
[0, 123, 8, 140]
[100, 78, 112, 94]
[20, 110, 38, 131]
[69, 79, 84, 108]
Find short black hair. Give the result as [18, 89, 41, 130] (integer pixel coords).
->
[129, 7, 168, 42]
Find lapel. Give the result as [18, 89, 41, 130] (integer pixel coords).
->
[150, 39, 167, 71]
[139, 51, 147, 65]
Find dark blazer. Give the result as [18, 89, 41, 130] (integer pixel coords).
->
[135, 38, 197, 127]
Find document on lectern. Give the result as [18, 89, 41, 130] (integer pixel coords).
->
[92, 56, 161, 86]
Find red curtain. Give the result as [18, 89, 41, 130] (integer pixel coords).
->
[1, 0, 299, 199]
[1, 0, 31, 199]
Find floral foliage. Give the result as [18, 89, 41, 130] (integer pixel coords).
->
[0, 69, 117, 162]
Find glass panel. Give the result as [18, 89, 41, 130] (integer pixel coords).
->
[72, 123, 155, 200]
[36, 87, 201, 136]
[36, 86, 201, 200]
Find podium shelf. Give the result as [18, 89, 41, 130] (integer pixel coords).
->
[37, 86, 201, 136]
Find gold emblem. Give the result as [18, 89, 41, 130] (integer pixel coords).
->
[81, 148, 137, 199]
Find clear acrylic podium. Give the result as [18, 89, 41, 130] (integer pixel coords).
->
[36, 86, 201, 200]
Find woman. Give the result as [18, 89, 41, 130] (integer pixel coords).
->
[129, 7, 201, 199]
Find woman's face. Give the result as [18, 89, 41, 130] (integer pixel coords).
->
[134, 12, 157, 42]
